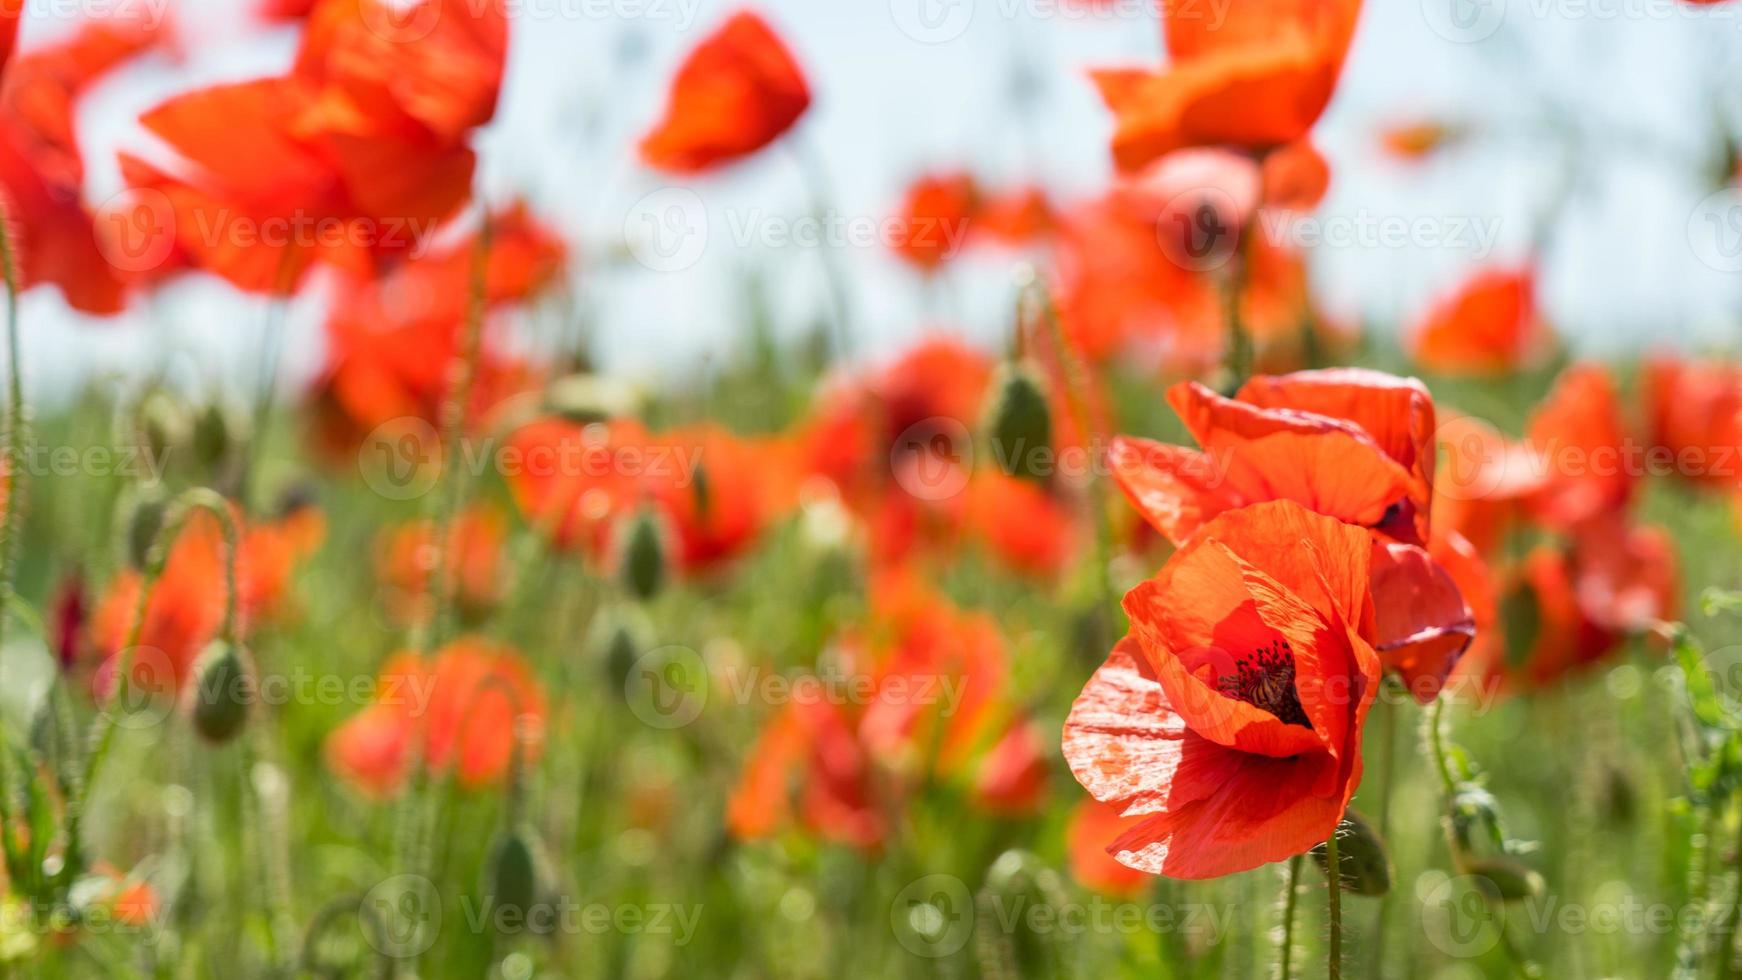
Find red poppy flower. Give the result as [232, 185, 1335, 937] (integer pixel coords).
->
[309, 205, 563, 458]
[1260, 138, 1330, 211]
[1431, 411, 1546, 558]
[1067, 798, 1151, 898]
[963, 471, 1078, 579]
[1643, 356, 1742, 491]
[90, 505, 325, 694]
[257, 0, 317, 21]
[125, 0, 507, 292]
[1522, 363, 1635, 531]
[0, 0, 20, 78]
[1108, 369, 1474, 699]
[327, 637, 546, 797]
[1411, 266, 1548, 376]
[972, 716, 1050, 816]
[726, 698, 885, 850]
[1064, 501, 1379, 879]
[1379, 120, 1463, 162]
[377, 505, 508, 624]
[0, 17, 163, 314]
[1092, 0, 1362, 171]
[638, 10, 810, 174]
[890, 172, 977, 271]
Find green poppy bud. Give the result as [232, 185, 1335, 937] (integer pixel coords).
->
[188, 640, 251, 744]
[1312, 809, 1393, 897]
[137, 391, 191, 467]
[1459, 855, 1544, 903]
[117, 484, 169, 571]
[617, 507, 669, 602]
[982, 363, 1053, 482]
[590, 606, 652, 692]
[483, 825, 545, 922]
[192, 399, 247, 472]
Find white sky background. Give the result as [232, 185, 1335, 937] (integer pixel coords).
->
[20, 0, 1742, 401]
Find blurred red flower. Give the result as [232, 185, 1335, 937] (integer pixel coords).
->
[327, 637, 546, 797]
[123, 0, 507, 293]
[1093, 0, 1362, 171]
[0, 16, 164, 314]
[90, 504, 325, 695]
[1412, 266, 1549, 376]
[639, 10, 810, 174]
[377, 505, 509, 625]
[1643, 356, 1742, 491]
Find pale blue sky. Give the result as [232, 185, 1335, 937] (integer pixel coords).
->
[18, 0, 1742, 400]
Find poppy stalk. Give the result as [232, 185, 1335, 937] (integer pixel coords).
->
[69, 488, 242, 883]
[0, 0, 25, 675]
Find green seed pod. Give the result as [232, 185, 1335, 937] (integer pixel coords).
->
[483, 824, 544, 920]
[188, 640, 251, 744]
[1312, 809, 1393, 897]
[137, 390, 191, 467]
[617, 507, 668, 602]
[589, 606, 652, 692]
[116, 484, 169, 571]
[1460, 855, 1545, 903]
[192, 399, 246, 472]
[981, 363, 1053, 482]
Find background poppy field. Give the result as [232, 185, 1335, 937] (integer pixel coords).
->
[1, 0, 1742, 977]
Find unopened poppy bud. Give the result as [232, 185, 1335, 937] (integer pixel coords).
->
[116, 485, 168, 571]
[483, 825, 545, 922]
[1459, 855, 1544, 903]
[616, 507, 669, 602]
[1312, 809, 1392, 897]
[192, 399, 247, 472]
[137, 391, 190, 465]
[590, 606, 651, 691]
[982, 363, 1053, 482]
[188, 640, 251, 744]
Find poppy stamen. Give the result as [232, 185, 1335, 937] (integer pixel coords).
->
[1217, 638, 1311, 729]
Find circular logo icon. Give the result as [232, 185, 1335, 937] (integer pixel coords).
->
[360, 0, 443, 44]
[1420, 874, 1504, 959]
[890, 0, 975, 43]
[1689, 187, 1742, 273]
[891, 417, 973, 502]
[94, 188, 177, 275]
[1433, 414, 1543, 503]
[891, 874, 974, 958]
[623, 645, 708, 729]
[361, 874, 442, 959]
[1155, 187, 1242, 273]
[624, 188, 709, 272]
[359, 417, 443, 501]
[1420, 0, 1507, 44]
[97, 646, 177, 732]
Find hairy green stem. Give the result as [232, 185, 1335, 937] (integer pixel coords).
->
[1278, 853, 1302, 980]
[0, 214, 25, 665]
[1326, 828, 1343, 980]
[68, 487, 241, 880]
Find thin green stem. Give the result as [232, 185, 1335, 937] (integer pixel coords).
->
[0, 213, 25, 666]
[413, 212, 493, 656]
[1425, 696, 1456, 796]
[788, 135, 855, 361]
[1219, 249, 1252, 387]
[1325, 829, 1343, 980]
[67, 487, 241, 881]
[1278, 854, 1302, 980]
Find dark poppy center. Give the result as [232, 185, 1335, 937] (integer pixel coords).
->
[1217, 638, 1311, 729]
